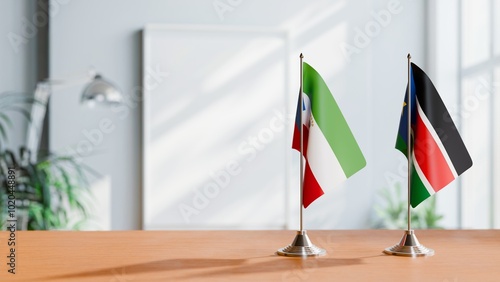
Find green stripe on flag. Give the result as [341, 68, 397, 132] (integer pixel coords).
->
[397, 134, 432, 208]
[395, 134, 407, 157]
[410, 165, 432, 208]
[302, 62, 366, 177]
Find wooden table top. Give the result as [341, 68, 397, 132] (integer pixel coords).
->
[0, 229, 499, 281]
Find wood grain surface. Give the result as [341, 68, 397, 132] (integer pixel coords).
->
[0, 230, 499, 281]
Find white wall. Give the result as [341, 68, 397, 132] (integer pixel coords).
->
[429, 0, 499, 229]
[49, 0, 426, 230]
[0, 0, 38, 150]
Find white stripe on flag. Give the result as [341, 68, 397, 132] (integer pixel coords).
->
[306, 114, 347, 189]
[301, 95, 311, 128]
[416, 99, 458, 178]
[412, 151, 436, 196]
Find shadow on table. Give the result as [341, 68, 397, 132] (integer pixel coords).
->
[181, 256, 368, 280]
[42, 258, 247, 280]
[42, 255, 374, 280]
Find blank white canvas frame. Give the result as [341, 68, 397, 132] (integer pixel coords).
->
[142, 24, 291, 230]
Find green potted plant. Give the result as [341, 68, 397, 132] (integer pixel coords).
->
[0, 92, 94, 230]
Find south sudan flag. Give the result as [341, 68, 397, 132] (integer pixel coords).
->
[396, 63, 473, 208]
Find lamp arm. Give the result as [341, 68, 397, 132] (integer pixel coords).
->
[25, 69, 121, 161]
[25, 68, 96, 161]
[25, 83, 51, 162]
[43, 68, 97, 91]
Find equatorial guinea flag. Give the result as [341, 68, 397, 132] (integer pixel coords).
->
[396, 63, 473, 208]
[292, 62, 366, 208]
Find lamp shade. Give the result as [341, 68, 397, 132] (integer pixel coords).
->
[81, 74, 122, 106]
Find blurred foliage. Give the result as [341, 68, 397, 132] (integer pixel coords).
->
[0, 148, 95, 230]
[373, 182, 444, 229]
[0, 92, 95, 230]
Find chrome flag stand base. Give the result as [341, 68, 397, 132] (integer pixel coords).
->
[383, 230, 434, 257]
[277, 230, 326, 257]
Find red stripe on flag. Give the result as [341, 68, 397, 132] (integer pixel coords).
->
[293, 125, 322, 207]
[292, 124, 310, 156]
[413, 113, 455, 192]
[292, 123, 300, 152]
[303, 161, 324, 208]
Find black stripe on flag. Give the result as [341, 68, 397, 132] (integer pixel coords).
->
[411, 63, 473, 175]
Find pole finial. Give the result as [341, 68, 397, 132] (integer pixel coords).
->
[407, 53, 411, 60]
[300, 53, 304, 59]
